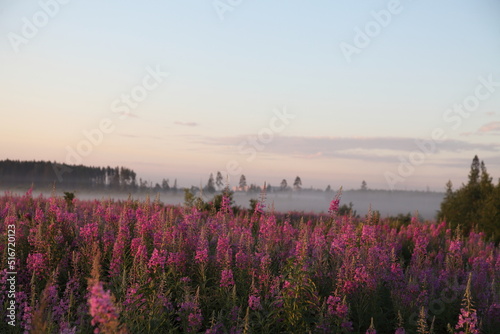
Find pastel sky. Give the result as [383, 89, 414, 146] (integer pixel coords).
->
[1, 0, 499, 191]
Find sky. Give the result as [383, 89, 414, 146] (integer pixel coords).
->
[1, 0, 499, 191]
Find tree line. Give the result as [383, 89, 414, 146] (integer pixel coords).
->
[0, 159, 140, 191]
[439, 155, 500, 242]
[201, 173, 371, 194]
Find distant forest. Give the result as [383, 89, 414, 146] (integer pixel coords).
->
[0, 159, 148, 191]
[0, 159, 441, 195]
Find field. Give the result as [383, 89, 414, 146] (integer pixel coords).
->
[1, 190, 499, 333]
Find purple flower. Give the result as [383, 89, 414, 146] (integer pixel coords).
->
[248, 295, 261, 311]
[326, 295, 349, 318]
[216, 235, 231, 267]
[87, 281, 120, 333]
[148, 248, 166, 273]
[26, 253, 47, 278]
[180, 295, 203, 333]
[328, 188, 342, 216]
[195, 243, 209, 265]
[455, 307, 479, 334]
[220, 269, 235, 288]
[188, 311, 203, 332]
[80, 222, 99, 244]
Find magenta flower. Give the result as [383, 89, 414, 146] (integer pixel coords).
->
[123, 284, 146, 313]
[180, 296, 203, 333]
[87, 281, 120, 333]
[195, 240, 209, 265]
[326, 295, 348, 318]
[455, 308, 479, 334]
[220, 269, 235, 288]
[254, 201, 265, 215]
[188, 312, 203, 332]
[328, 199, 340, 216]
[26, 252, 47, 278]
[220, 195, 232, 214]
[148, 248, 166, 273]
[328, 188, 342, 216]
[455, 273, 479, 334]
[216, 235, 231, 267]
[449, 239, 463, 254]
[109, 238, 125, 277]
[248, 295, 261, 311]
[80, 222, 99, 244]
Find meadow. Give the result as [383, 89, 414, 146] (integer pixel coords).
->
[1, 190, 499, 333]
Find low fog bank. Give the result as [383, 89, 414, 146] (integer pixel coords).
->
[232, 190, 444, 220]
[4, 188, 444, 221]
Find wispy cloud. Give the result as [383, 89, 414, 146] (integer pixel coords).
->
[195, 135, 500, 164]
[461, 121, 500, 136]
[174, 121, 199, 127]
[201, 135, 498, 153]
[115, 133, 163, 140]
[434, 155, 500, 169]
[478, 121, 500, 134]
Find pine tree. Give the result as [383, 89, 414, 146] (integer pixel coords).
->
[293, 176, 302, 190]
[239, 175, 247, 191]
[439, 156, 499, 241]
[162, 178, 170, 191]
[206, 173, 216, 193]
[280, 179, 288, 191]
[468, 155, 480, 185]
[215, 171, 224, 190]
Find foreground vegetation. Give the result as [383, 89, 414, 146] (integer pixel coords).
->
[439, 155, 500, 242]
[1, 190, 499, 333]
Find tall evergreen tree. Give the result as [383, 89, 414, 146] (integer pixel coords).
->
[216, 171, 224, 190]
[468, 155, 480, 185]
[280, 179, 288, 191]
[205, 173, 216, 193]
[239, 175, 247, 191]
[439, 156, 499, 241]
[162, 178, 170, 191]
[293, 176, 302, 190]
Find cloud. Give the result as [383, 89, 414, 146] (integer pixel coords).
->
[195, 135, 500, 163]
[477, 121, 500, 134]
[485, 112, 497, 117]
[174, 121, 199, 127]
[201, 135, 498, 153]
[434, 155, 500, 169]
[115, 133, 163, 140]
[461, 121, 500, 136]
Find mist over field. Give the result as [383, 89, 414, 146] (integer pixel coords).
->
[4, 188, 444, 220]
[231, 190, 445, 220]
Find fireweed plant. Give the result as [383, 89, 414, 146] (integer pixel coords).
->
[0, 189, 499, 333]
